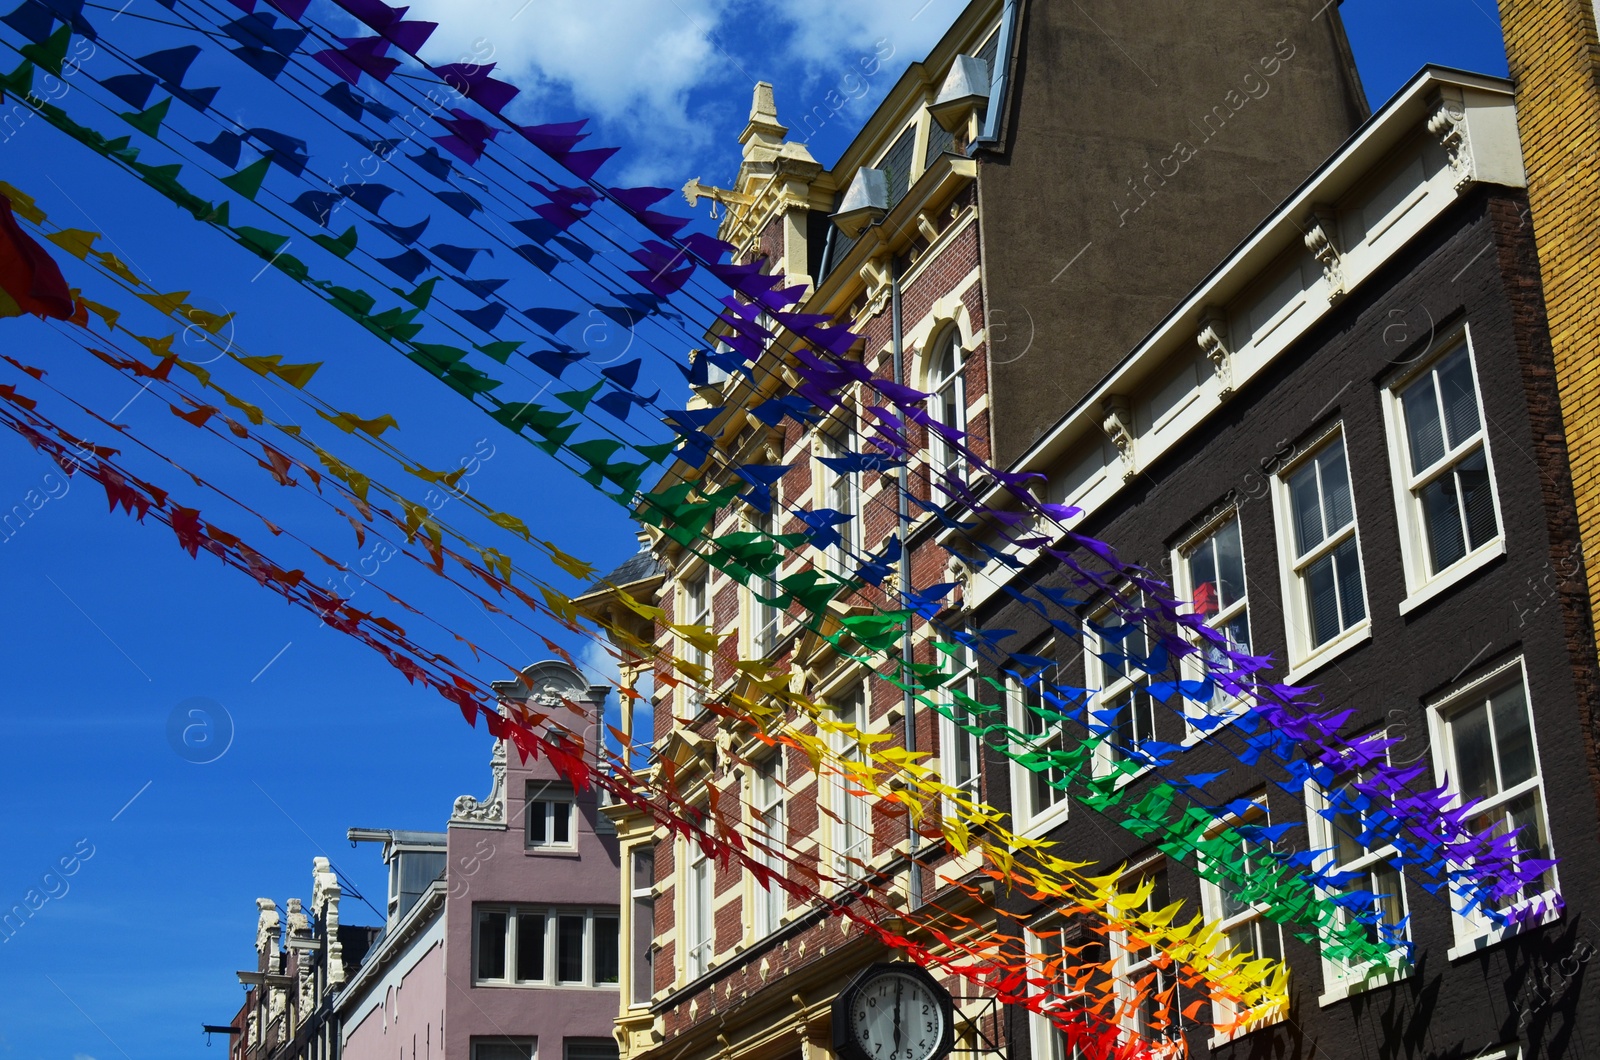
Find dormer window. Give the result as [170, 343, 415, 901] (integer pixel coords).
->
[527, 781, 575, 849]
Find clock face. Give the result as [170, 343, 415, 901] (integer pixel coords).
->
[848, 971, 947, 1060]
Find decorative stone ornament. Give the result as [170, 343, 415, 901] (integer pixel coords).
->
[1426, 92, 1474, 193]
[1100, 394, 1136, 481]
[451, 734, 508, 826]
[1196, 308, 1234, 399]
[1302, 205, 1345, 303]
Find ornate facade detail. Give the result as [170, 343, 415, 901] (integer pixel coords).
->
[1302, 206, 1345, 303]
[311, 856, 345, 986]
[1427, 93, 1473, 192]
[256, 897, 281, 958]
[1100, 394, 1136, 481]
[451, 735, 508, 825]
[1196, 308, 1234, 399]
[286, 897, 310, 939]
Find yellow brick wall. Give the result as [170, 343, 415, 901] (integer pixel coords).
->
[1498, 0, 1600, 656]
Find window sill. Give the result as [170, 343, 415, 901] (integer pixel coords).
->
[524, 847, 581, 859]
[1016, 797, 1071, 841]
[1207, 1001, 1288, 1049]
[1447, 890, 1565, 961]
[1317, 960, 1411, 1006]
[1398, 539, 1506, 617]
[1284, 621, 1372, 685]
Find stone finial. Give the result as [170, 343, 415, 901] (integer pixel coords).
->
[741, 81, 789, 159]
[286, 897, 311, 939]
[255, 898, 281, 957]
[311, 857, 346, 986]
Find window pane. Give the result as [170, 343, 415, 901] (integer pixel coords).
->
[1402, 373, 1447, 471]
[1458, 449, 1497, 550]
[1437, 348, 1482, 448]
[1189, 539, 1219, 615]
[529, 801, 547, 845]
[477, 911, 508, 980]
[1451, 702, 1497, 802]
[1321, 442, 1354, 532]
[1216, 520, 1246, 609]
[1334, 537, 1366, 628]
[1306, 553, 1341, 646]
[552, 802, 572, 845]
[567, 1040, 620, 1060]
[1219, 610, 1251, 656]
[516, 914, 545, 982]
[1491, 684, 1536, 789]
[1372, 864, 1405, 938]
[1290, 460, 1326, 556]
[594, 916, 619, 984]
[1329, 785, 1367, 868]
[475, 1041, 535, 1060]
[631, 848, 654, 892]
[1421, 472, 1468, 570]
[557, 915, 585, 982]
[1504, 791, 1548, 867]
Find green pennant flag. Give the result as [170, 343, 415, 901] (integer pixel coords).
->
[634, 440, 677, 464]
[531, 422, 579, 455]
[555, 380, 604, 413]
[570, 438, 624, 470]
[443, 364, 501, 396]
[1, 60, 34, 102]
[325, 284, 377, 318]
[366, 305, 421, 340]
[411, 343, 469, 372]
[20, 26, 70, 76]
[233, 226, 290, 259]
[780, 569, 847, 615]
[604, 460, 650, 496]
[476, 340, 522, 364]
[312, 225, 358, 259]
[121, 97, 171, 138]
[220, 156, 272, 200]
[398, 276, 438, 309]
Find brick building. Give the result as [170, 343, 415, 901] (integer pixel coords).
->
[577, 4, 1374, 1060]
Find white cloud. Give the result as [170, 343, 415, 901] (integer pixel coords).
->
[767, 0, 970, 77]
[406, 0, 735, 131]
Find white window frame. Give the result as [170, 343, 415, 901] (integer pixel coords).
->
[525, 781, 576, 850]
[1171, 510, 1252, 743]
[1381, 329, 1506, 611]
[1304, 737, 1412, 1004]
[627, 845, 655, 1008]
[750, 753, 787, 937]
[682, 823, 714, 980]
[1271, 426, 1371, 678]
[1112, 861, 1181, 1049]
[832, 681, 873, 879]
[820, 412, 864, 579]
[748, 504, 782, 658]
[679, 567, 712, 713]
[939, 633, 984, 811]
[1085, 597, 1158, 784]
[1197, 799, 1288, 1044]
[473, 905, 619, 988]
[925, 327, 968, 485]
[1426, 658, 1561, 958]
[1026, 914, 1099, 1060]
[1008, 640, 1072, 835]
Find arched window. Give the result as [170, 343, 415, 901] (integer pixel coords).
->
[926, 327, 967, 481]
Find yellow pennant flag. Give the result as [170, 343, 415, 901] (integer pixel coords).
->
[139, 290, 191, 315]
[222, 391, 265, 425]
[487, 510, 532, 540]
[79, 297, 120, 331]
[544, 542, 595, 580]
[320, 410, 400, 437]
[0, 182, 45, 222]
[180, 305, 235, 335]
[92, 250, 143, 286]
[45, 229, 98, 259]
[135, 333, 175, 358]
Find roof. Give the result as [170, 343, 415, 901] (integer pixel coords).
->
[599, 549, 665, 587]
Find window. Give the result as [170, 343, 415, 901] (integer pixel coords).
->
[681, 570, 711, 668]
[750, 505, 782, 657]
[472, 1039, 535, 1060]
[1430, 661, 1556, 947]
[1198, 801, 1286, 1035]
[1013, 640, 1071, 826]
[526, 782, 575, 849]
[474, 906, 618, 987]
[1277, 432, 1367, 660]
[833, 682, 872, 877]
[1086, 600, 1158, 777]
[565, 1040, 619, 1060]
[751, 754, 787, 936]
[1030, 919, 1106, 1060]
[940, 633, 983, 804]
[1305, 739, 1410, 998]
[684, 822, 713, 978]
[1386, 340, 1502, 590]
[1114, 864, 1179, 1044]
[1175, 515, 1251, 734]
[926, 329, 967, 483]
[822, 414, 864, 578]
[628, 846, 655, 1007]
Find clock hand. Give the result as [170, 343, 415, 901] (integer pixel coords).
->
[894, 980, 903, 1056]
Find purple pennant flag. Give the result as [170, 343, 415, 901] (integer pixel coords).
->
[434, 109, 499, 164]
[328, 0, 436, 51]
[872, 378, 929, 407]
[560, 147, 619, 181]
[609, 186, 674, 212]
[432, 62, 519, 113]
[315, 36, 399, 84]
[519, 120, 589, 155]
[264, 0, 309, 18]
[682, 232, 735, 264]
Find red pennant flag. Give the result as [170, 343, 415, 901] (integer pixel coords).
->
[0, 198, 74, 320]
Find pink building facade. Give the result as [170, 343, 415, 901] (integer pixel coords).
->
[334, 660, 622, 1060]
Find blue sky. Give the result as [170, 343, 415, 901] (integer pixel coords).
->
[0, 1, 1507, 1058]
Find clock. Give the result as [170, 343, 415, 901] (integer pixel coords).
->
[832, 962, 955, 1060]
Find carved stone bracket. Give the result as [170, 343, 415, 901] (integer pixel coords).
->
[312, 857, 345, 986]
[1100, 394, 1136, 481]
[1196, 308, 1234, 400]
[1302, 206, 1345, 303]
[451, 735, 508, 826]
[1427, 93, 1474, 193]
